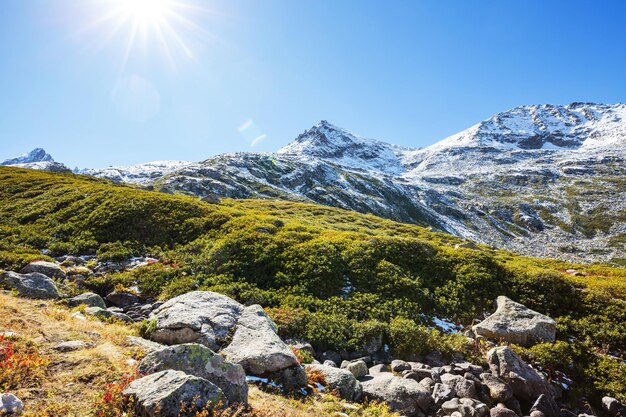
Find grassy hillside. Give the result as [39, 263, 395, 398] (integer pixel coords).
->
[1, 166, 625, 401]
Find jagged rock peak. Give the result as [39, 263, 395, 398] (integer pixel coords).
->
[277, 120, 409, 174]
[1, 148, 54, 165]
[278, 120, 368, 156]
[430, 102, 626, 151]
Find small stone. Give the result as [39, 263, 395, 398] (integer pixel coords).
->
[602, 397, 623, 417]
[346, 360, 368, 378]
[0, 393, 23, 416]
[53, 340, 90, 352]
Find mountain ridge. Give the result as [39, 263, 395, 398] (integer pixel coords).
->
[4, 102, 625, 263]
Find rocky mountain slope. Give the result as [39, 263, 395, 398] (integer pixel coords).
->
[6, 103, 626, 263]
[0, 148, 70, 172]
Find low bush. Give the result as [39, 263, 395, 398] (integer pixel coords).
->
[0, 335, 47, 390]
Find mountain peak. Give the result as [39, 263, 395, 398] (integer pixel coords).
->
[427, 102, 626, 152]
[1, 148, 54, 165]
[277, 121, 407, 173]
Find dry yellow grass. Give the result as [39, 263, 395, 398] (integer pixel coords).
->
[0, 292, 398, 417]
[0, 292, 140, 416]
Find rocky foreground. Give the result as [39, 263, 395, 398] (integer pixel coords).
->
[1, 259, 625, 417]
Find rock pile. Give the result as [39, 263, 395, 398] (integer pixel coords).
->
[147, 291, 307, 390]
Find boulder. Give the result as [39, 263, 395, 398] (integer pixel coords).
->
[1, 271, 59, 299]
[391, 359, 411, 372]
[530, 394, 560, 417]
[149, 291, 244, 350]
[67, 292, 106, 309]
[137, 343, 247, 405]
[20, 261, 66, 280]
[122, 370, 225, 416]
[105, 291, 139, 308]
[0, 393, 23, 416]
[369, 364, 390, 375]
[473, 296, 556, 346]
[345, 360, 369, 378]
[221, 305, 299, 375]
[487, 346, 550, 401]
[360, 373, 433, 416]
[441, 373, 477, 399]
[432, 382, 455, 405]
[480, 373, 513, 402]
[306, 364, 362, 401]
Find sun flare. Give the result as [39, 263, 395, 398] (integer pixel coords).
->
[77, 0, 207, 69]
[118, 0, 174, 26]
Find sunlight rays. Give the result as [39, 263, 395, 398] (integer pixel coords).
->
[73, 0, 213, 71]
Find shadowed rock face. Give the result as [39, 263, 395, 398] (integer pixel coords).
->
[487, 346, 550, 402]
[220, 305, 300, 374]
[472, 296, 556, 346]
[122, 370, 225, 417]
[137, 343, 248, 405]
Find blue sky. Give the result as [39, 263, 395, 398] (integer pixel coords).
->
[1, 0, 625, 168]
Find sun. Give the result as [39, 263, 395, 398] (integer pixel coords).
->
[120, 0, 174, 27]
[77, 0, 207, 69]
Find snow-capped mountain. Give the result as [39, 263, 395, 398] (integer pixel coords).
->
[4, 103, 625, 263]
[1, 148, 52, 165]
[80, 160, 192, 185]
[1, 148, 70, 172]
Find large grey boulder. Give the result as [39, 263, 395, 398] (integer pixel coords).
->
[150, 291, 244, 350]
[305, 364, 362, 401]
[137, 343, 247, 405]
[67, 292, 106, 309]
[473, 296, 556, 346]
[122, 370, 225, 417]
[20, 261, 66, 280]
[2, 271, 59, 299]
[221, 305, 300, 375]
[487, 346, 550, 401]
[360, 373, 433, 416]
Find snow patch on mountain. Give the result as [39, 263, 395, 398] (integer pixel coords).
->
[82, 160, 193, 184]
[1, 148, 54, 165]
